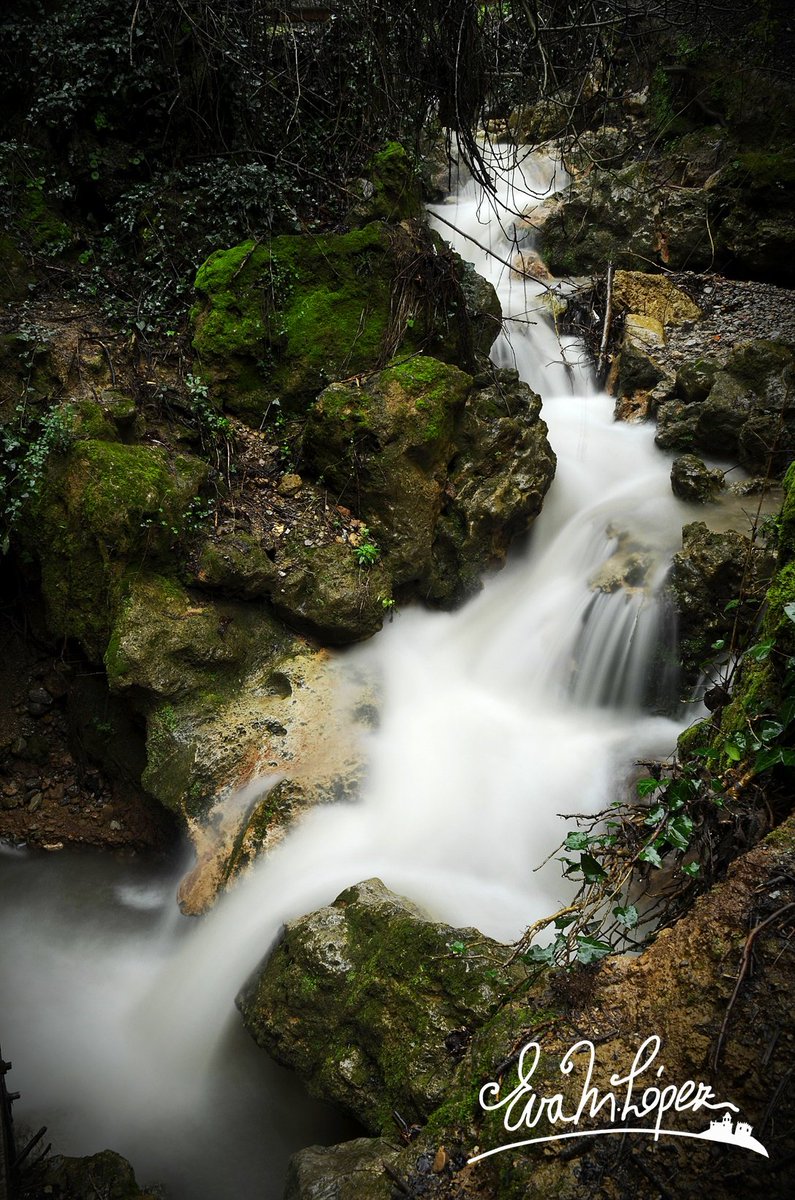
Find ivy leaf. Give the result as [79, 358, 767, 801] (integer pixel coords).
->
[667, 814, 694, 851]
[639, 844, 663, 867]
[523, 943, 555, 965]
[644, 803, 666, 826]
[758, 718, 784, 743]
[564, 831, 591, 851]
[745, 638, 775, 662]
[681, 861, 701, 877]
[724, 741, 743, 762]
[579, 853, 608, 884]
[613, 904, 639, 929]
[755, 746, 795, 772]
[636, 777, 661, 797]
[576, 935, 612, 964]
[783, 602, 795, 624]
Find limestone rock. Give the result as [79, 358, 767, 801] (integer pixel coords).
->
[669, 521, 774, 684]
[237, 878, 519, 1133]
[612, 271, 702, 326]
[670, 454, 724, 503]
[284, 1138, 398, 1200]
[191, 225, 500, 423]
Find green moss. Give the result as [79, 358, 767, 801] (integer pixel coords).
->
[730, 150, 795, 190]
[192, 224, 397, 420]
[22, 441, 207, 660]
[364, 141, 422, 221]
[18, 184, 73, 253]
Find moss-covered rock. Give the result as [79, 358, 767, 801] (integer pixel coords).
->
[355, 141, 423, 223]
[304, 356, 471, 588]
[668, 521, 775, 687]
[191, 223, 499, 423]
[237, 878, 521, 1134]
[303, 360, 555, 605]
[37, 1149, 159, 1199]
[20, 440, 207, 659]
[656, 340, 795, 472]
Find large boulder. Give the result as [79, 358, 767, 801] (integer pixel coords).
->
[237, 878, 520, 1133]
[20, 438, 208, 659]
[303, 360, 555, 605]
[656, 340, 795, 473]
[668, 521, 775, 686]
[191, 224, 501, 423]
[37, 1150, 158, 1199]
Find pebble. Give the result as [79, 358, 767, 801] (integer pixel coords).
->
[109, 819, 122, 831]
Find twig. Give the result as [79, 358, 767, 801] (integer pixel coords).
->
[712, 901, 795, 1073]
[596, 260, 613, 385]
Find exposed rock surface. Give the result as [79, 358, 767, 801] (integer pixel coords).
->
[278, 818, 795, 1200]
[670, 453, 724, 503]
[36, 1149, 159, 1199]
[237, 878, 521, 1133]
[668, 521, 775, 688]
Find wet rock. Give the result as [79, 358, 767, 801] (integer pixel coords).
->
[304, 361, 555, 607]
[191, 224, 499, 423]
[670, 454, 724, 503]
[668, 521, 775, 686]
[237, 878, 520, 1133]
[37, 1149, 159, 1199]
[284, 1138, 398, 1200]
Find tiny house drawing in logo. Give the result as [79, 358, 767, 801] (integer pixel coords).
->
[698, 1110, 768, 1157]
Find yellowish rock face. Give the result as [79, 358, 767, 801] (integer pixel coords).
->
[613, 270, 702, 326]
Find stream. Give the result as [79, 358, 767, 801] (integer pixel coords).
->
[1, 146, 703, 1197]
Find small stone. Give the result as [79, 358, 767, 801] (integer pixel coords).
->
[28, 687, 52, 708]
[278, 473, 303, 497]
[109, 819, 122, 831]
[28, 793, 42, 812]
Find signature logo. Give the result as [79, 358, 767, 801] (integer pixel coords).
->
[469, 1035, 768, 1164]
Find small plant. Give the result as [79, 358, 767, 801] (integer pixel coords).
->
[353, 525, 380, 567]
[1, 400, 76, 551]
[185, 373, 232, 457]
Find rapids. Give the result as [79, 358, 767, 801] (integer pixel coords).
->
[0, 145, 699, 1197]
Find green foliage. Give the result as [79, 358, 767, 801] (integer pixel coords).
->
[353, 528, 380, 567]
[0, 399, 76, 551]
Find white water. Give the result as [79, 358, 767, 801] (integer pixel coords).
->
[0, 147, 698, 1197]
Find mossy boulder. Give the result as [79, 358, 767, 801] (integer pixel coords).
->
[304, 359, 555, 605]
[193, 531, 279, 598]
[37, 1150, 159, 1200]
[304, 356, 472, 588]
[656, 340, 795, 473]
[353, 141, 423, 223]
[192, 224, 499, 423]
[21, 440, 207, 659]
[712, 150, 795, 283]
[237, 878, 520, 1133]
[668, 521, 775, 687]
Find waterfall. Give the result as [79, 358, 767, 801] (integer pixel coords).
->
[0, 144, 695, 1198]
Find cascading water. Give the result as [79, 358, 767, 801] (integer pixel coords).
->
[0, 144, 699, 1198]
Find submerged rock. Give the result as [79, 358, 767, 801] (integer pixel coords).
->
[237, 878, 520, 1133]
